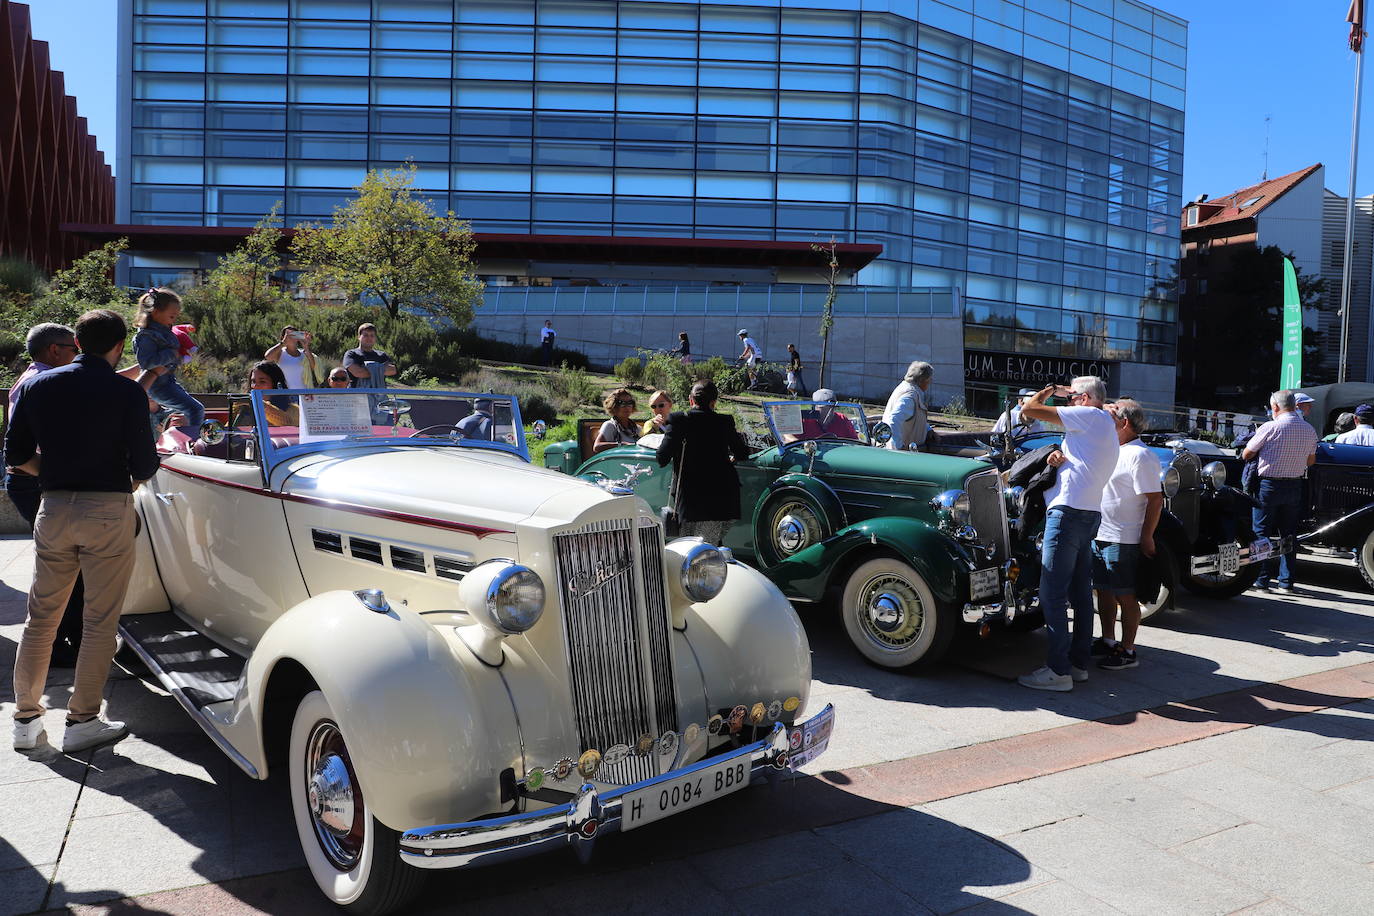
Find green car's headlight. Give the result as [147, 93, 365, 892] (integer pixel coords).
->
[930, 489, 971, 527]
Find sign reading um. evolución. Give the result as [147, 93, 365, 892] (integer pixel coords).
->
[964, 349, 1117, 389]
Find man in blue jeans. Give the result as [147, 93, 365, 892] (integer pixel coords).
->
[1242, 389, 1317, 592]
[1015, 377, 1119, 692]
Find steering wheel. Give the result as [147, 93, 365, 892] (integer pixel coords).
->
[412, 423, 463, 439]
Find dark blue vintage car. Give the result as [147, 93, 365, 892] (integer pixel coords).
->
[1295, 441, 1374, 588]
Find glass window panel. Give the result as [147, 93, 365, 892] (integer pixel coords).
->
[136, 17, 206, 43]
[618, 60, 696, 87]
[613, 169, 693, 196]
[615, 194, 692, 222]
[974, 18, 1022, 53]
[1153, 59, 1185, 89]
[293, 21, 369, 47]
[538, 56, 615, 83]
[857, 204, 911, 235]
[699, 119, 770, 144]
[860, 93, 914, 126]
[920, 50, 970, 89]
[696, 172, 773, 198]
[969, 197, 1016, 228]
[208, 132, 285, 157]
[456, 0, 534, 24]
[137, 74, 206, 100]
[779, 148, 856, 174]
[137, 0, 205, 13]
[701, 89, 775, 117]
[456, 26, 533, 53]
[696, 145, 769, 171]
[533, 195, 611, 222]
[618, 30, 697, 58]
[374, 22, 451, 50]
[700, 61, 776, 90]
[370, 108, 446, 133]
[782, 64, 855, 92]
[615, 143, 692, 168]
[914, 187, 967, 217]
[779, 91, 852, 120]
[290, 133, 367, 159]
[695, 200, 773, 228]
[1153, 14, 1187, 46]
[619, 2, 696, 30]
[288, 106, 365, 132]
[617, 116, 693, 143]
[858, 177, 911, 207]
[291, 0, 368, 15]
[533, 167, 611, 194]
[209, 48, 286, 74]
[1112, 67, 1150, 96]
[453, 166, 530, 192]
[372, 79, 450, 106]
[134, 102, 205, 129]
[700, 6, 777, 33]
[1115, 45, 1151, 76]
[452, 193, 530, 221]
[776, 202, 850, 231]
[914, 158, 963, 190]
[455, 54, 532, 80]
[916, 105, 967, 140]
[210, 19, 286, 45]
[535, 28, 615, 55]
[291, 49, 368, 76]
[134, 129, 204, 156]
[919, 2, 974, 39]
[781, 38, 857, 65]
[536, 84, 613, 110]
[455, 138, 530, 164]
[134, 157, 204, 183]
[291, 76, 368, 103]
[289, 161, 366, 186]
[131, 185, 202, 211]
[782, 8, 856, 37]
[286, 188, 350, 216]
[971, 68, 1019, 104]
[699, 34, 778, 62]
[971, 95, 1018, 127]
[454, 110, 532, 136]
[617, 86, 694, 113]
[969, 172, 1016, 203]
[537, 0, 614, 26]
[861, 69, 916, 99]
[533, 114, 612, 139]
[376, 51, 449, 78]
[535, 140, 612, 166]
[372, 136, 450, 162]
[378, 0, 455, 22]
[918, 80, 970, 114]
[1017, 282, 1060, 307]
[1022, 34, 1069, 69]
[860, 39, 915, 72]
[1024, 9, 1068, 44]
[1070, 50, 1111, 82]
[966, 273, 1014, 300]
[208, 159, 284, 184]
[1152, 35, 1186, 68]
[135, 47, 205, 72]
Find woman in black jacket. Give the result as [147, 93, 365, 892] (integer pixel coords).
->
[656, 380, 751, 546]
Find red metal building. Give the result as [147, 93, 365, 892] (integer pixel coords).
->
[0, 0, 114, 275]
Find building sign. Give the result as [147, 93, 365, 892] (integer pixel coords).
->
[965, 349, 1118, 391]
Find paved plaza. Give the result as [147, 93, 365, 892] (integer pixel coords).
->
[4, 533, 1374, 915]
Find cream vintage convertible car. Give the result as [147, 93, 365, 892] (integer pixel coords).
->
[118, 388, 833, 914]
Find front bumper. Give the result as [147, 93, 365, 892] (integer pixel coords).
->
[961, 561, 1026, 625]
[1189, 536, 1286, 576]
[398, 704, 835, 870]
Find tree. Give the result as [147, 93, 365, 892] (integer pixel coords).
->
[46, 238, 130, 322]
[206, 204, 294, 313]
[291, 163, 482, 328]
[810, 238, 840, 390]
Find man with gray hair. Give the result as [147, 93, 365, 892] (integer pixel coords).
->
[4, 323, 83, 666]
[881, 360, 933, 451]
[1091, 398, 1163, 670]
[1242, 389, 1317, 592]
[1015, 376, 1118, 691]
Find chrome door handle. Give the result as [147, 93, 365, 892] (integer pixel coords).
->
[154, 492, 177, 505]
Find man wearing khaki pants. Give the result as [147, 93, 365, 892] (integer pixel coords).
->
[6, 310, 160, 752]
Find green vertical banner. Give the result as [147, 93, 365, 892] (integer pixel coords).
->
[1279, 256, 1303, 389]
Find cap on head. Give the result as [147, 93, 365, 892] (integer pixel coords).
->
[1357, 404, 1374, 422]
[812, 388, 837, 404]
[1018, 388, 1036, 397]
[1294, 393, 1314, 405]
[737, 329, 748, 337]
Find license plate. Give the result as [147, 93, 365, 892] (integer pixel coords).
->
[969, 567, 1000, 600]
[1218, 542, 1240, 575]
[1247, 539, 1273, 563]
[621, 754, 750, 831]
[787, 705, 835, 770]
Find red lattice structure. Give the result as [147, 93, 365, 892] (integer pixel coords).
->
[0, 0, 114, 275]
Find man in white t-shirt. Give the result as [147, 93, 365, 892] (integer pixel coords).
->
[737, 329, 762, 388]
[1336, 404, 1374, 446]
[1091, 399, 1163, 671]
[264, 325, 315, 389]
[991, 388, 1045, 437]
[1015, 375, 1119, 692]
[539, 319, 556, 367]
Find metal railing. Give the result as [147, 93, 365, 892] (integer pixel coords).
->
[481, 283, 959, 317]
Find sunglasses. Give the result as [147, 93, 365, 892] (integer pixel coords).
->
[54, 342, 79, 350]
[651, 402, 668, 409]
[613, 399, 635, 408]
[329, 374, 348, 381]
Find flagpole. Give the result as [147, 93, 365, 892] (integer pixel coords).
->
[1341, 4, 1367, 384]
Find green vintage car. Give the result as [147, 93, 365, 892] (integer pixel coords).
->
[544, 401, 1030, 669]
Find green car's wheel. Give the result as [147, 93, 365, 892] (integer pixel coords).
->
[756, 488, 836, 567]
[840, 557, 956, 669]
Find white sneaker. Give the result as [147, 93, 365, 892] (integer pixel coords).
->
[1071, 667, 1089, 683]
[1018, 666, 1073, 692]
[13, 717, 46, 751]
[62, 717, 128, 753]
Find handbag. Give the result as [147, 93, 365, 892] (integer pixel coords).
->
[660, 442, 686, 538]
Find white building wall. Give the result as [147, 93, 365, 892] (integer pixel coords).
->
[1256, 166, 1325, 282]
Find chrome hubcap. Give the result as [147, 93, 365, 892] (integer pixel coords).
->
[776, 514, 806, 553]
[856, 574, 924, 649]
[305, 722, 363, 870]
[770, 501, 822, 558]
[869, 592, 904, 633]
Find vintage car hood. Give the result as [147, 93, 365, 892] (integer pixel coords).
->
[276, 446, 603, 530]
[763, 441, 992, 490]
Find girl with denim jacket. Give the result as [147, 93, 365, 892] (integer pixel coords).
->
[132, 288, 204, 439]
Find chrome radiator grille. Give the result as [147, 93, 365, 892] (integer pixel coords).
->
[966, 468, 1010, 563]
[553, 517, 678, 785]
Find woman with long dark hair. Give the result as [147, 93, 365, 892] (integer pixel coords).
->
[655, 380, 750, 546]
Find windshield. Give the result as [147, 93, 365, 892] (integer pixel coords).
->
[763, 400, 869, 446]
[236, 388, 528, 467]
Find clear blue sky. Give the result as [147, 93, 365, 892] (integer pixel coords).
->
[20, 0, 1374, 203]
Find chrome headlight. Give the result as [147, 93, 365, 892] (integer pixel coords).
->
[1004, 485, 1025, 517]
[930, 489, 971, 527]
[1202, 461, 1226, 489]
[680, 540, 728, 602]
[1160, 465, 1181, 499]
[459, 560, 545, 634]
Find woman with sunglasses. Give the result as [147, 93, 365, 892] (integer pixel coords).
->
[641, 390, 674, 436]
[592, 388, 640, 454]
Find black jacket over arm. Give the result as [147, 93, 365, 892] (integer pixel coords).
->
[655, 407, 750, 522]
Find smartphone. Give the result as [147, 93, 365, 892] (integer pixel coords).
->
[290, 331, 307, 341]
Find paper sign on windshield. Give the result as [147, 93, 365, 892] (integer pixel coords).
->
[299, 393, 372, 441]
[772, 403, 804, 436]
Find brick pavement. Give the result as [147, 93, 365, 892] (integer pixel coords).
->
[4, 534, 1374, 914]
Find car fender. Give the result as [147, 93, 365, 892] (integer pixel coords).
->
[1299, 502, 1374, 547]
[751, 473, 847, 566]
[217, 590, 518, 832]
[682, 561, 813, 720]
[764, 515, 972, 606]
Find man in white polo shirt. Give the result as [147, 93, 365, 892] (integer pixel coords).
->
[1091, 399, 1163, 671]
[1016, 376, 1119, 692]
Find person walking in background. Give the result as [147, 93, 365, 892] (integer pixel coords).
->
[1243, 389, 1318, 593]
[132, 287, 204, 439]
[670, 331, 692, 365]
[7, 309, 160, 752]
[1336, 405, 1374, 445]
[264, 325, 315, 389]
[325, 367, 352, 388]
[737, 329, 761, 389]
[1091, 399, 1163, 672]
[343, 322, 397, 388]
[881, 361, 933, 451]
[992, 388, 1045, 437]
[539, 319, 556, 367]
[786, 343, 806, 397]
[592, 388, 640, 454]
[642, 390, 674, 436]
[5, 323, 84, 667]
[656, 380, 751, 546]
[1015, 376, 1119, 692]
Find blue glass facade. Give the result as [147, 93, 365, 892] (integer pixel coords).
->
[118, 0, 1185, 372]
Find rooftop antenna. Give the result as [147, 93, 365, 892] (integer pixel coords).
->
[1262, 114, 1271, 181]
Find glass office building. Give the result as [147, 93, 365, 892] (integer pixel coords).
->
[117, 0, 1186, 405]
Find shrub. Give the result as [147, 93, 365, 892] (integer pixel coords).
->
[0, 257, 44, 301]
[643, 351, 693, 406]
[544, 362, 600, 413]
[615, 355, 644, 385]
[517, 391, 558, 425]
[939, 395, 974, 418]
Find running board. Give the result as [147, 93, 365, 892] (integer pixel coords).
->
[118, 612, 260, 778]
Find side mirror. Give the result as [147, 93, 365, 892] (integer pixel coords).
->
[200, 419, 226, 445]
[870, 421, 892, 446]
